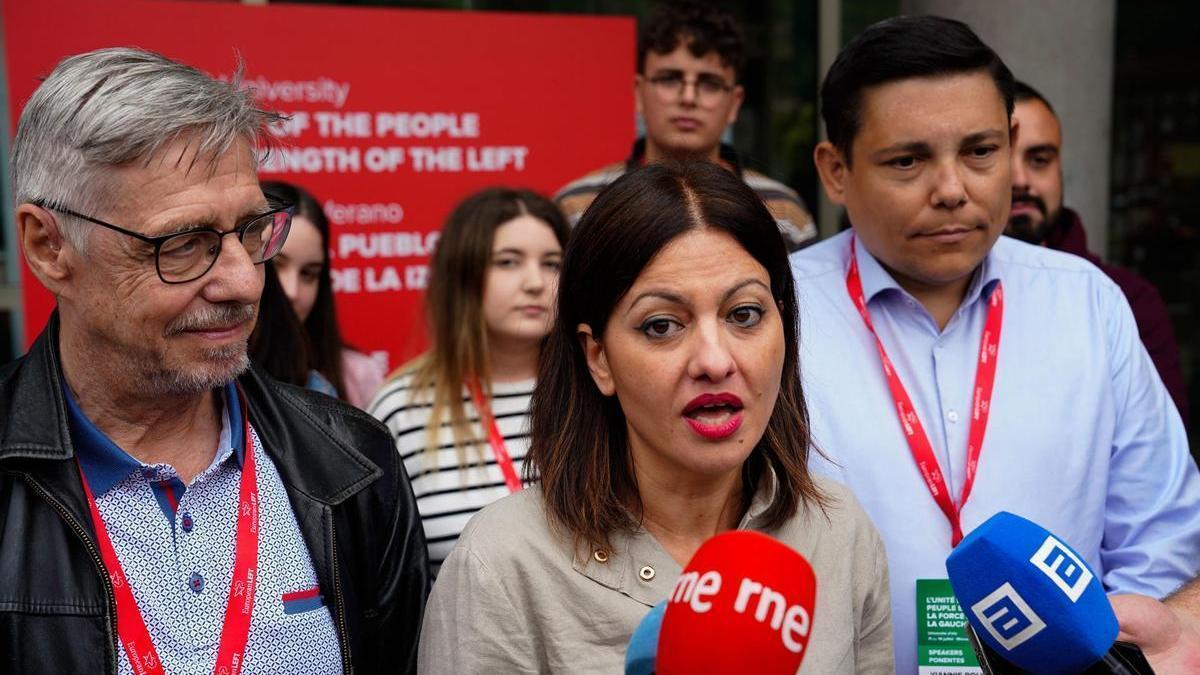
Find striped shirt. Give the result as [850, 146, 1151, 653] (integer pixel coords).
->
[367, 373, 533, 576]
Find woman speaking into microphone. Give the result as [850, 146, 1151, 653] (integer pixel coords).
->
[417, 162, 894, 673]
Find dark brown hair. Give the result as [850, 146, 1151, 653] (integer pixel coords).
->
[248, 260, 312, 388]
[1013, 79, 1056, 115]
[527, 161, 823, 553]
[258, 180, 347, 398]
[638, 0, 745, 78]
[821, 15, 1015, 163]
[401, 187, 569, 463]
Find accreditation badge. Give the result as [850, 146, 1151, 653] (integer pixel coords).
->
[917, 579, 981, 674]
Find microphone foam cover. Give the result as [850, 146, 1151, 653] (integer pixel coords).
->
[625, 601, 665, 675]
[946, 511, 1117, 674]
[657, 530, 816, 675]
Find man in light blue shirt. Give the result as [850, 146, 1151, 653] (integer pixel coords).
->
[792, 16, 1200, 674]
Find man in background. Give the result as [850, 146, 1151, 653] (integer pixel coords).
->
[555, 0, 816, 250]
[1007, 80, 1188, 422]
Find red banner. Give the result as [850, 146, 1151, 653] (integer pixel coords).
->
[3, 0, 634, 367]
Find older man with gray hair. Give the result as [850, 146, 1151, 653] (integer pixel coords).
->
[0, 48, 428, 673]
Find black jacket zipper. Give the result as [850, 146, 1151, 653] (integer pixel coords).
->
[330, 511, 353, 674]
[24, 473, 120, 675]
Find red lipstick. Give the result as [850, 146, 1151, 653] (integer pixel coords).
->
[682, 392, 744, 440]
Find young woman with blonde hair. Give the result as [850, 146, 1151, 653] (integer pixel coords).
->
[368, 187, 569, 575]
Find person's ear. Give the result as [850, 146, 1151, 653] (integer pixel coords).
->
[577, 323, 615, 396]
[18, 203, 74, 295]
[1010, 116, 1021, 150]
[814, 141, 851, 206]
[725, 84, 745, 127]
[634, 74, 646, 117]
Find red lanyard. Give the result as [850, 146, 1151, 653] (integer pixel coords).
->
[78, 391, 259, 675]
[467, 379, 523, 493]
[846, 237, 1003, 546]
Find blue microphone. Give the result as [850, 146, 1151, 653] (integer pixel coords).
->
[625, 601, 666, 675]
[945, 511, 1121, 674]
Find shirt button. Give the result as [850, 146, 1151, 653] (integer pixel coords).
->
[639, 566, 656, 581]
[593, 550, 609, 564]
[181, 513, 194, 533]
[188, 572, 205, 593]
[141, 468, 155, 480]
[947, 410, 959, 423]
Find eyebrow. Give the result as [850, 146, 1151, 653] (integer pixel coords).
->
[153, 201, 273, 236]
[871, 129, 1008, 160]
[649, 67, 726, 79]
[493, 248, 563, 257]
[1025, 144, 1059, 155]
[870, 141, 931, 161]
[961, 129, 1007, 145]
[624, 278, 771, 317]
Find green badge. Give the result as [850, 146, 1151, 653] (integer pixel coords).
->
[917, 578, 981, 674]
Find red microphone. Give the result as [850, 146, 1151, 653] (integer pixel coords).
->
[657, 530, 817, 674]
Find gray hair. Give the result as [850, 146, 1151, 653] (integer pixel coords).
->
[11, 47, 284, 250]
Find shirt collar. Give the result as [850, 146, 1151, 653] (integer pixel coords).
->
[853, 235, 1003, 309]
[853, 236, 905, 302]
[226, 382, 247, 464]
[740, 464, 780, 529]
[570, 466, 782, 607]
[961, 254, 1003, 309]
[64, 380, 244, 496]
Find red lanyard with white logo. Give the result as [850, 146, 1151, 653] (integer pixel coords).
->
[78, 388, 259, 675]
[846, 237, 1003, 546]
[467, 379, 523, 493]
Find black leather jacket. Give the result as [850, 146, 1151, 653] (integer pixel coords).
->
[0, 316, 429, 673]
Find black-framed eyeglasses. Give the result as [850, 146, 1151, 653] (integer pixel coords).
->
[34, 200, 294, 284]
[646, 71, 735, 104]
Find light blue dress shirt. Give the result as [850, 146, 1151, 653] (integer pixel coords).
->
[790, 230, 1200, 675]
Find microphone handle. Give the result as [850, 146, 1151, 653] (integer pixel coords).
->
[1081, 643, 1156, 675]
[966, 626, 1156, 674]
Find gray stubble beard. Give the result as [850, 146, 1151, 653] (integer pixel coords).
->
[140, 340, 251, 397]
[139, 301, 258, 396]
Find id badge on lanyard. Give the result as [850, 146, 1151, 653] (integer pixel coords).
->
[917, 579, 981, 674]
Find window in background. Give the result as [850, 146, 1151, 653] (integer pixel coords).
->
[1110, 0, 1200, 439]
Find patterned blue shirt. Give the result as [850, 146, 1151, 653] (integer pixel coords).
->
[64, 381, 343, 675]
[791, 231, 1200, 675]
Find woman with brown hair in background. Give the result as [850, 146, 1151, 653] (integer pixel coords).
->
[417, 162, 893, 673]
[260, 180, 386, 407]
[368, 187, 569, 576]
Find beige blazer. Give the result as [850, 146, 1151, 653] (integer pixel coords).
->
[417, 476, 894, 673]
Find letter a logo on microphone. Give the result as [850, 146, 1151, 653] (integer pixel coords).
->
[970, 582, 1046, 651]
[1029, 535, 1092, 603]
